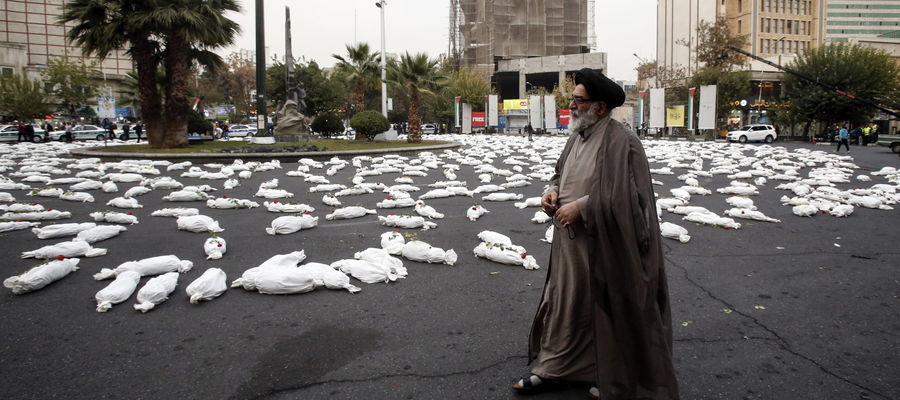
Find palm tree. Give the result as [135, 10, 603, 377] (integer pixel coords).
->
[332, 43, 380, 116]
[386, 52, 444, 143]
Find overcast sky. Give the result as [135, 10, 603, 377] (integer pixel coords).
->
[226, 0, 657, 82]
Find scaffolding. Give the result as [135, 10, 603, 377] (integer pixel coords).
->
[453, 0, 590, 78]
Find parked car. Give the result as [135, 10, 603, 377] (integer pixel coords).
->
[228, 124, 256, 137]
[876, 134, 900, 153]
[421, 124, 437, 134]
[726, 124, 777, 143]
[0, 124, 47, 142]
[49, 124, 120, 141]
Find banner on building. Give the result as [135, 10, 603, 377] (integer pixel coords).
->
[528, 95, 542, 129]
[472, 111, 485, 128]
[543, 95, 556, 130]
[462, 103, 472, 134]
[698, 85, 717, 130]
[97, 96, 116, 119]
[454, 96, 461, 128]
[503, 99, 529, 110]
[666, 105, 685, 127]
[488, 94, 499, 127]
[558, 109, 571, 127]
[649, 88, 665, 128]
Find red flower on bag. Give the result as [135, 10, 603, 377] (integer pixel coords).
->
[520, 253, 527, 259]
[47, 208, 53, 211]
[30, 202, 36, 206]
[126, 212, 133, 215]
[471, 207, 477, 210]
[386, 196, 394, 200]
[217, 243, 223, 247]
[273, 200, 279, 203]
[56, 255, 65, 260]
[389, 212, 395, 216]
[222, 195, 228, 199]
[393, 228, 400, 232]
[16, 219, 23, 222]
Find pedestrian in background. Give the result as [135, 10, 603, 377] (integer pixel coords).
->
[515, 68, 678, 400]
[107, 121, 117, 140]
[65, 122, 73, 143]
[122, 122, 131, 141]
[837, 124, 850, 153]
[25, 122, 35, 142]
[134, 122, 143, 143]
[16, 121, 26, 142]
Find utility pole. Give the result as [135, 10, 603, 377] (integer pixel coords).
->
[376, 0, 388, 119]
[255, 0, 267, 133]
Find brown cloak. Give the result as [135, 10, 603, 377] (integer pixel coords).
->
[528, 119, 679, 400]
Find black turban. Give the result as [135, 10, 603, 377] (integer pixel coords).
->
[573, 68, 625, 109]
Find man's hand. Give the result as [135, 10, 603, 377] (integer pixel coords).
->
[553, 201, 581, 226]
[541, 191, 559, 216]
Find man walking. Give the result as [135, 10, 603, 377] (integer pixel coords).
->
[134, 122, 143, 143]
[25, 122, 35, 142]
[837, 124, 850, 153]
[513, 68, 678, 399]
[16, 121, 26, 142]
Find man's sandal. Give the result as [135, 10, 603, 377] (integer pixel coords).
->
[512, 373, 564, 394]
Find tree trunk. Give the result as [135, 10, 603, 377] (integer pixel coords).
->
[407, 89, 421, 143]
[354, 80, 365, 140]
[162, 30, 190, 148]
[130, 37, 163, 148]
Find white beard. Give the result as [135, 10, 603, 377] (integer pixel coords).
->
[569, 103, 600, 133]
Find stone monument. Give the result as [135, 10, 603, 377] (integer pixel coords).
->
[273, 98, 312, 142]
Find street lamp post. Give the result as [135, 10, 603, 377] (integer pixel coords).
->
[255, 0, 267, 134]
[376, 1, 387, 119]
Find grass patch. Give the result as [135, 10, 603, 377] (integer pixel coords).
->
[92, 139, 452, 154]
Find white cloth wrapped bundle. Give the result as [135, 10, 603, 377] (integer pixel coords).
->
[829, 204, 854, 217]
[223, 179, 240, 189]
[354, 248, 407, 278]
[531, 211, 552, 223]
[151, 207, 199, 217]
[251, 267, 317, 295]
[182, 185, 217, 193]
[186, 268, 228, 303]
[428, 180, 467, 188]
[847, 195, 893, 210]
[472, 184, 504, 194]
[167, 161, 192, 171]
[383, 184, 420, 193]
[4, 203, 44, 212]
[322, 194, 342, 207]
[263, 201, 314, 213]
[204, 236, 227, 259]
[378, 214, 437, 230]
[101, 181, 119, 193]
[95, 270, 141, 312]
[0, 221, 40, 233]
[107, 196, 142, 209]
[716, 186, 759, 195]
[255, 188, 294, 199]
[266, 215, 318, 235]
[514, 197, 542, 209]
[542, 225, 554, 243]
[59, 191, 95, 202]
[75, 225, 127, 243]
[399, 240, 457, 265]
[335, 186, 374, 196]
[231, 251, 307, 290]
[477, 230, 515, 246]
[418, 189, 454, 200]
[724, 208, 781, 223]
[89, 211, 137, 224]
[656, 198, 687, 212]
[4, 258, 80, 294]
[725, 196, 757, 210]
[133, 272, 179, 312]
[198, 171, 230, 180]
[32, 222, 96, 239]
[380, 231, 406, 255]
[147, 178, 183, 190]
[304, 175, 329, 184]
[444, 186, 473, 197]
[326, 206, 376, 220]
[780, 195, 809, 206]
[124, 186, 152, 198]
[467, 204, 489, 221]
[176, 215, 223, 233]
[309, 184, 347, 193]
[21, 240, 107, 259]
[0, 182, 31, 190]
[298, 262, 361, 293]
[206, 198, 259, 209]
[376, 197, 417, 208]
[104, 173, 144, 182]
[679, 185, 711, 195]
[659, 221, 691, 243]
[670, 206, 713, 216]
[28, 188, 64, 197]
[414, 201, 444, 219]
[0, 192, 16, 202]
[482, 193, 523, 201]
[259, 179, 279, 189]
[1, 210, 71, 221]
[473, 242, 539, 270]
[683, 212, 742, 229]
[331, 259, 397, 283]
[501, 180, 530, 189]
[162, 190, 209, 202]
[237, 170, 252, 179]
[93, 255, 194, 280]
[792, 204, 819, 217]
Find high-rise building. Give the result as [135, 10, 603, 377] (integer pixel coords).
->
[823, 0, 900, 43]
[0, 0, 134, 79]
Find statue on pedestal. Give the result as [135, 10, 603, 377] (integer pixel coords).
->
[273, 97, 312, 142]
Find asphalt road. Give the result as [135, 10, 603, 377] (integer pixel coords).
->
[0, 138, 898, 400]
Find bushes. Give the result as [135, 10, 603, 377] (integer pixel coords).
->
[349, 110, 389, 141]
[311, 111, 344, 138]
[187, 109, 211, 135]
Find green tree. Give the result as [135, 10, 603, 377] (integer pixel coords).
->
[41, 56, 99, 117]
[268, 59, 346, 116]
[784, 43, 900, 129]
[694, 16, 749, 69]
[445, 69, 492, 111]
[310, 111, 344, 137]
[220, 52, 255, 120]
[386, 52, 445, 143]
[349, 110, 389, 141]
[689, 67, 751, 130]
[0, 75, 50, 120]
[332, 43, 380, 115]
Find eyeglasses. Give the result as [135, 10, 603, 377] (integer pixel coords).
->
[570, 96, 595, 104]
[551, 216, 576, 240]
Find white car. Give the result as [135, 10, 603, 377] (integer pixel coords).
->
[0, 124, 47, 142]
[227, 124, 256, 137]
[726, 124, 777, 143]
[421, 124, 437, 134]
[49, 124, 121, 141]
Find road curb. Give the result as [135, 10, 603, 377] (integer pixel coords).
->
[68, 141, 462, 162]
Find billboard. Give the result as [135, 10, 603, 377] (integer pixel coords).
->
[503, 99, 529, 110]
[462, 103, 472, 134]
[649, 88, 665, 128]
[543, 95, 556, 130]
[488, 94, 499, 126]
[472, 111, 485, 128]
[666, 105, 685, 127]
[528, 95, 542, 129]
[698, 85, 717, 130]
